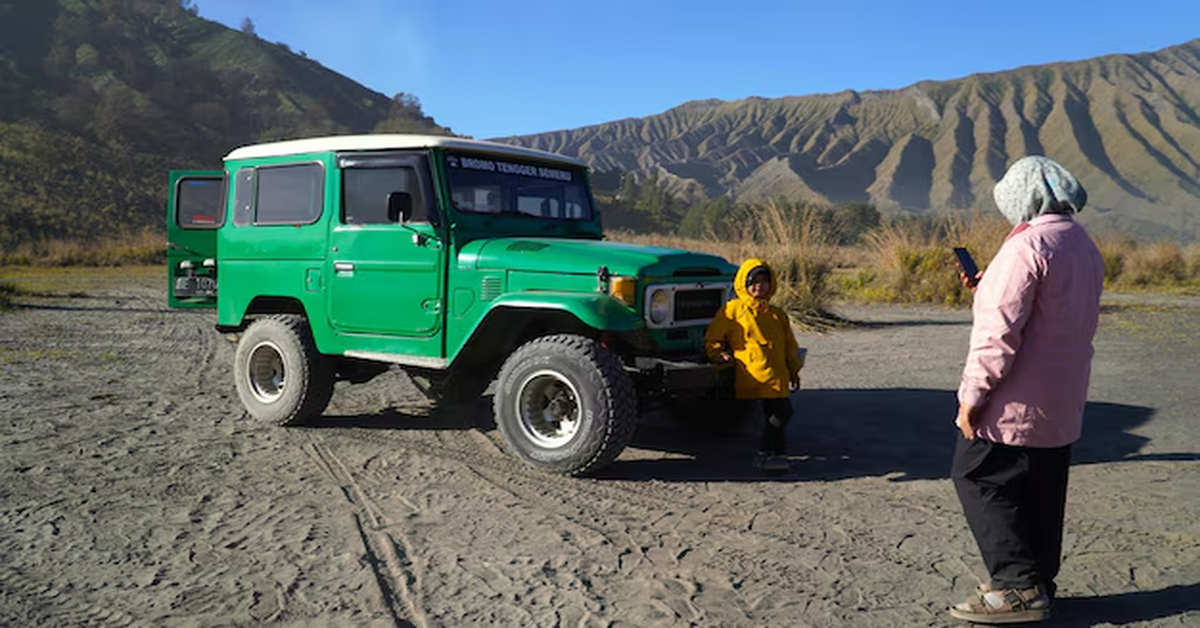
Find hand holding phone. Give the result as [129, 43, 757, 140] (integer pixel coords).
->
[953, 247, 981, 288]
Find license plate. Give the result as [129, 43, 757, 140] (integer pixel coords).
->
[174, 275, 217, 297]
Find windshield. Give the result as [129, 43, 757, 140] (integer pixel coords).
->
[444, 151, 593, 220]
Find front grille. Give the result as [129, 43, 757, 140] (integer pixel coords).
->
[674, 288, 724, 322]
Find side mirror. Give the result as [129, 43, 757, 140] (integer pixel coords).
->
[386, 191, 414, 223]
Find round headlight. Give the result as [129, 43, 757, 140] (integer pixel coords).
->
[649, 289, 671, 324]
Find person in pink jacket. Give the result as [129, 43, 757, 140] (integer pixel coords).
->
[949, 156, 1104, 624]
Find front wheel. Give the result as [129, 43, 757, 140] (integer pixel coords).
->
[493, 334, 637, 476]
[234, 315, 334, 426]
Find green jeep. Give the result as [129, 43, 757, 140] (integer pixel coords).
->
[167, 134, 736, 475]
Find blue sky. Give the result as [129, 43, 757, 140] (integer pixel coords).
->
[195, 0, 1200, 140]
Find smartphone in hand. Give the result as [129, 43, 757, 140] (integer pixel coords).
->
[953, 247, 980, 288]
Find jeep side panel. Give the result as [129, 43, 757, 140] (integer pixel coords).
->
[215, 156, 331, 334]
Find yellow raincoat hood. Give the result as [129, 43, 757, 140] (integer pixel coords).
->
[733, 257, 777, 303]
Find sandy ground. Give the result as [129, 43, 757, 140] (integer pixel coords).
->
[0, 269, 1197, 627]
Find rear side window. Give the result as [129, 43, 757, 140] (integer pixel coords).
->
[232, 168, 254, 226]
[343, 166, 427, 224]
[255, 163, 324, 225]
[176, 178, 226, 228]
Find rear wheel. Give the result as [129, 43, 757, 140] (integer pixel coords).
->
[493, 334, 637, 475]
[234, 315, 333, 426]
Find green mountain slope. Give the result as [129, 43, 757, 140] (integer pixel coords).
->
[501, 40, 1200, 241]
[0, 0, 451, 247]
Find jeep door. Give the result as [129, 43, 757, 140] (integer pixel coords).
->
[166, 171, 224, 308]
[327, 154, 444, 338]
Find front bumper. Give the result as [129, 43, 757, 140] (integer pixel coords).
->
[629, 356, 733, 397]
[629, 348, 807, 399]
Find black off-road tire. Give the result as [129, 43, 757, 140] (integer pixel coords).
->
[493, 334, 637, 476]
[234, 315, 334, 426]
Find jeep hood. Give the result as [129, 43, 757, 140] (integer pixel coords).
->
[464, 237, 735, 279]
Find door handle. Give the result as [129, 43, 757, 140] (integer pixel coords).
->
[334, 262, 354, 272]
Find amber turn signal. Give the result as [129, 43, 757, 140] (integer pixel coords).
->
[608, 276, 637, 307]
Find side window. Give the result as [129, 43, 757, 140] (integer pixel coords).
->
[232, 168, 254, 226]
[255, 163, 323, 225]
[176, 177, 225, 228]
[343, 166, 427, 224]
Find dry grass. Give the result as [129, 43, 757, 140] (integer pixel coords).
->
[1096, 237, 1200, 292]
[840, 210, 1012, 306]
[4, 215, 1196, 316]
[612, 200, 845, 329]
[0, 265, 160, 298]
[0, 228, 165, 267]
[614, 209, 1200, 315]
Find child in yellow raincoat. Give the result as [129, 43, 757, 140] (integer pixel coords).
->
[705, 259, 803, 472]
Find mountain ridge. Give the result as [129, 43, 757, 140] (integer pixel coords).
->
[1, 1, 1196, 246]
[499, 39, 1200, 241]
[0, 0, 451, 247]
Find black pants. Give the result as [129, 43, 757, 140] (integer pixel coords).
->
[743, 397, 793, 455]
[951, 436, 1071, 594]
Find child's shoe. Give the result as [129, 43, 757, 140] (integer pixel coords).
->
[762, 454, 790, 474]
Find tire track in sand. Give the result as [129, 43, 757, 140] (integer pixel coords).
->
[297, 431, 428, 628]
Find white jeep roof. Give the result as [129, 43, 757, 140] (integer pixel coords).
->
[224, 134, 585, 166]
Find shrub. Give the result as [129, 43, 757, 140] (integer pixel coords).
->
[1094, 236, 1129, 285]
[609, 199, 842, 329]
[1187, 244, 1200, 279]
[1117, 241, 1189, 286]
[0, 281, 15, 310]
[843, 210, 1008, 306]
[726, 200, 841, 328]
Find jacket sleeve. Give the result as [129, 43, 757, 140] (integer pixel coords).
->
[704, 303, 734, 362]
[779, 308, 802, 377]
[958, 238, 1040, 408]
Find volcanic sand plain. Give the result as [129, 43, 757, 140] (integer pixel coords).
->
[1, 268, 1197, 627]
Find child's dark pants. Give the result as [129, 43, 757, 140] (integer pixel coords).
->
[744, 397, 793, 455]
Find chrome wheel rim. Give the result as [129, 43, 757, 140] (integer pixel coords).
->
[246, 340, 285, 404]
[515, 369, 581, 448]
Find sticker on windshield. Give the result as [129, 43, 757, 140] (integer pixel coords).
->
[448, 155, 573, 182]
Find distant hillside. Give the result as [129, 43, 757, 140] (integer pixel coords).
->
[501, 40, 1200, 241]
[0, 0, 451, 247]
